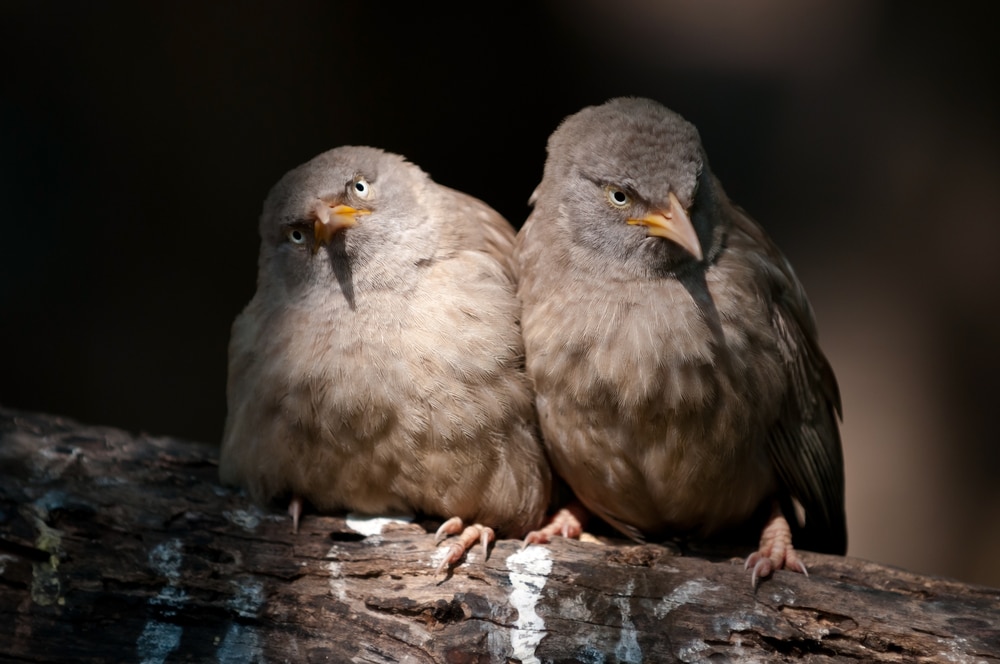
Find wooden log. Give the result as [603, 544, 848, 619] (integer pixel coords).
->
[1, 407, 998, 663]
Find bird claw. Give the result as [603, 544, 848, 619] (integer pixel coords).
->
[288, 495, 304, 534]
[522, 530, 549, 548]
[435, 541, 467, 574]
[745, 552, 772, 588]
[433, 518, 494, 573]
[744, 505, 809, 587]
[434, 516, 464, 545]
[522, 504, 588, 547]
[479, 526, 493, 558]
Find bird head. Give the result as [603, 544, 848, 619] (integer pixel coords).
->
[256, 146, 438, 290]
[536, 97, 720, 276]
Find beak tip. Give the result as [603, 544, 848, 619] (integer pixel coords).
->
[313, 219, 332, 249]
[630, 208, 703, 261]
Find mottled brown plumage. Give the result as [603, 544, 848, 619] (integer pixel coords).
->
[221, 146, 550, 566]
[515, 98, 846, 583]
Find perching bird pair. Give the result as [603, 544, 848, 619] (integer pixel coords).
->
[219, 97, 847, 583]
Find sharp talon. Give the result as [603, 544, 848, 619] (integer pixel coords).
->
[435, 543, 463, 575]
[288, 495, 303, 534]
[522, 505, 587, 546]
[435, 516, 463, 544]
[752, 558, 772, 588]
[746, 501, 809, 585]
[523, 530, 546, 547]
[433, 520, 494, 571]
[480, 526, 495, 560]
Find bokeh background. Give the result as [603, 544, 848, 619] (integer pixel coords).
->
[3, 2, 999, 586]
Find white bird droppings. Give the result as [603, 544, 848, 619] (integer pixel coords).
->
[654, 578, 718, 619]
[223, 509, 262, 532]
[148, 539, 184, 582]
[137, 539, 187, 664]
[505, 545, 553, 664]
[345, 513, 413, 537]
[216, 623, 264, 664]
[936, 636, 990, 664]
[614, 578, 642, 664]
[326, 558, 347, 601]
[213, 579, 266, 662]
[228, 578, 265, 618]
[678, 639, 711, 663]
[136, 621, 183, 664]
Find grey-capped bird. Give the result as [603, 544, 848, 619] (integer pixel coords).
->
[221, 146, 551, 569]
[515, 98, 846, 584]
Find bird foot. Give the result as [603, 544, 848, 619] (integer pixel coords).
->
[744, 508, 808, 587]
[434, 517, 495, 573]
[288, 495, 304, 534]
[523, 502, 589, 546]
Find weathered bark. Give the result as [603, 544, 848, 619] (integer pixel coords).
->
[0, 407, 997, 663]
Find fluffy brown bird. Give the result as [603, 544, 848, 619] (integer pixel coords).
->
[220, 146, 551, 569]
[515, 98, 846, 583]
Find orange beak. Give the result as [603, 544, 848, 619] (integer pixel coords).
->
[627, 191, 703, 261]
[313, 204, 370, 253]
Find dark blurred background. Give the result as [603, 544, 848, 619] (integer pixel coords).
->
[3, 1, 999, 586]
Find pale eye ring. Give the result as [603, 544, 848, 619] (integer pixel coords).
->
[353, 178, 371, 199]
[287, 228, 307, 245]
[606, 187, 630, 207]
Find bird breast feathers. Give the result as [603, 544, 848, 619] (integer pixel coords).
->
[238, 253, 524, 441]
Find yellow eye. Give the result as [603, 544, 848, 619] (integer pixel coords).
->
[606, 187, 630, 208]
[353, 177, 371, 199]
[287, 228, 307, 245]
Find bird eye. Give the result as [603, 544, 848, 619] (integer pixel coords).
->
[606, 187, 631, 208]
[353, 178, 371, 199]
[287, 228, 307, 245]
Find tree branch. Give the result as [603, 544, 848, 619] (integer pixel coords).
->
[1, 407, 997, 662]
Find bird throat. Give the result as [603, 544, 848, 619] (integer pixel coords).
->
[675, 268, 732, 375]
[323, 236, 356, 310]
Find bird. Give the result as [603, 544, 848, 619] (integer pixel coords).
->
[220, 145, 551, 570]
[514, 97, 846, 584]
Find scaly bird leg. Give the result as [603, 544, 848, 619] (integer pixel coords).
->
[745, 502, 808, 587]
[434, 517, 495, 573]
[523, 501, 589, 546]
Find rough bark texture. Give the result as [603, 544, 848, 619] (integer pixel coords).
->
[1, 407, 998, 663]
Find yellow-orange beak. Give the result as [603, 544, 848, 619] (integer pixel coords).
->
[627, 191, 703, 261]
[313, 203, 370, 253]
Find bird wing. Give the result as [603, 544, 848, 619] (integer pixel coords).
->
[733, 207, 847, 555]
